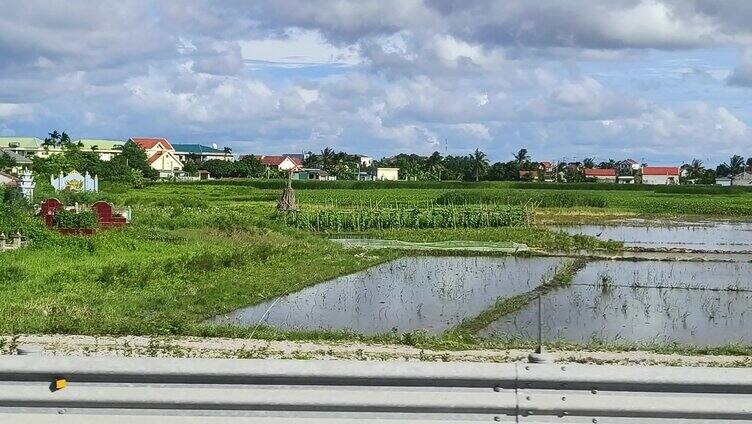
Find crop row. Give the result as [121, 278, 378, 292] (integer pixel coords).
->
[281, 205, 533, 232]
[436, 190, 608, 208]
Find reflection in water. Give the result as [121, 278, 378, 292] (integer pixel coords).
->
[482, 260, 752, 344]
[210, 256, 563, 335]
[555, 220, 752, 252]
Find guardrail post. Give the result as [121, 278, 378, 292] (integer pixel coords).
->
[528, 295, 552, 363]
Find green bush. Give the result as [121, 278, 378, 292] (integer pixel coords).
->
[53, 210, 99, 229]
[0, 202, 50, 241]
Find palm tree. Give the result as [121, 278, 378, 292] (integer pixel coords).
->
[320, 147, 335, 172]
[727, 155, 745, 177]
[746, 157, 752, 172]
[513, 148, 530, 166]
[583, 157, 595, 169]
[688, 159, 704, 180]
[425, 151, 444, 180]
[470, 148, 489, 182]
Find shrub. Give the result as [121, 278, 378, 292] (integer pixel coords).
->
[53, 210, 99, 229]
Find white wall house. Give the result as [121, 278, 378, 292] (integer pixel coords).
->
[732, 172, 752, 186]
[129, 137, 184, 177]
[356, 155, 373, 167]
[641, 166, 679, 185]
[376, 168, 400, 181]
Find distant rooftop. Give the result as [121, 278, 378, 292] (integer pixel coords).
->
[76, 139, 125, 150]
[173, 144, 228, 154]
[0, 148, 32, 164]
[0, 137, 42, 149]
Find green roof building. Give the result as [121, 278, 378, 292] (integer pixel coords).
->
[0, 137, 43, 150]
[75, 139, 126, 151]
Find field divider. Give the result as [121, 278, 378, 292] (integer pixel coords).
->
[449, 257, 588, 335]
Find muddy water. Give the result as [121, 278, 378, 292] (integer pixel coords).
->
[554, 220, 752, 252]
[481, 260, 752, 344]
[210, 256, 564, 335]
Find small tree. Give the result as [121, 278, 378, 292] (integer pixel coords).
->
[0, 152, 17, 171]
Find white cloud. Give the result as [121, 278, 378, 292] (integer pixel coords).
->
[239, 29, 360, 67]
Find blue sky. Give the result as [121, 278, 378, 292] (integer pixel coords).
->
[1, 1, 752, 166]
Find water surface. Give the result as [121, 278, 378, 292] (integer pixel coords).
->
[555, 220, 752, 252]
[482, 260, 752, 345]
[211, 256, 564, 335]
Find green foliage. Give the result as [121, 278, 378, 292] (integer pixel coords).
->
[282, 204, 532, 231]
[0, 200, 50, 241]
[0, 152, 17, 171]
[436, 190, 608, 208]
[119, 140, 159, 180]
[200, 156, 265, 178]
[183, 160, 199, 175]
[52, 210, 98, 229]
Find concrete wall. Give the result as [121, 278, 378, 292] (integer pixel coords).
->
[376, 168, 399, 181]
[642, 174, 678, 185]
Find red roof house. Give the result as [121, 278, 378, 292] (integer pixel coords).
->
[129, 137, 175, 151]
[259, 155, 303, 171]
[584, 168, 616, 182]
[641, 166, 679, 185]
[584, 168, 616, 177]
[127, 137, 182, 175]
[642, 166, 679, 176]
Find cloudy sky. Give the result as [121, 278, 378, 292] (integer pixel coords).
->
[1, 1, 752, 164]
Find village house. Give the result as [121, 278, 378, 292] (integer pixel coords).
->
[75, 139, 125, 161]
[730, 172, 752, 186]
[640, 166, 679, 185]
[0, 137, 43, 158]
[716, 176, 732, 186]
[0, 136, 127, 162]
[173, 144, 235, 163]
[538, 161, 556, 182]
[293, 168, 336, 181]
[0, 171, 19, 187]
[358, 167, 401, 181]
[259, 155, 303, 172]
[584, 168, 617, 183]
[129, 137, 184, 178]
[0, 148, 32, 173]
[519, 170, 539, 181]
[617, 159, 640, 174]
[356, 155, 374, 167]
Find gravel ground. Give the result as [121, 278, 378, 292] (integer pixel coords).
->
[2, 334, 751, 367]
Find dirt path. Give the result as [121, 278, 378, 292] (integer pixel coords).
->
[2, 334, 750, 367]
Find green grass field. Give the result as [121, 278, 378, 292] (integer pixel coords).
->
[1, 179, 750, 353]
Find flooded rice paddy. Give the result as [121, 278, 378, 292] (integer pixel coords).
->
[481, 260, 752, 344]
[555, 220, 752, 252]
[210, 256, 564, 334]
[212, 218, 752, 346]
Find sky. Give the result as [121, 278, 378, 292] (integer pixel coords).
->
[1, 1, 752, 165]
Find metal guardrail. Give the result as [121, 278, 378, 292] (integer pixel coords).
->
[1, 355, 751, 422]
